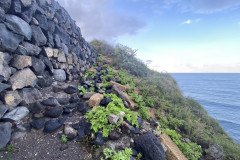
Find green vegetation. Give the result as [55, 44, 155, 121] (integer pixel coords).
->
[163, 128, 202, 160]
[78, 86, 88, 95]
[61, 134, 68, 143]
[84, 69, 97, 80]
[137, 153, 142, 160]
[101, 148, 132, 160]
[90, 39, 240, 160]
[85, 93, 138, 137]
[0, 144, 15, 160]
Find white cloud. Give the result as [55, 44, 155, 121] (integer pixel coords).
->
[238, 22, 240, 25]
[57, 0, 145, 41]
[182, 19, 192, 24]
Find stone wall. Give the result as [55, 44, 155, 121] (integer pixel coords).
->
[0, 0, 97, 148]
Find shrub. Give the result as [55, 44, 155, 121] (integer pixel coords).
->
[85, 94, 138, 137]
[101, 148, 132, 160]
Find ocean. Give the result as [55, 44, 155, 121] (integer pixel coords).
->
[171, 73, 240, 143]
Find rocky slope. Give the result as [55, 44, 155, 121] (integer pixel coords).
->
[0, 0, 190, 160]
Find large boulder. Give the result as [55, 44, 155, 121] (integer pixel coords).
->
[88, 93, 104, 107]
[3, 106, 29, 121]
[207, 144, 224, 160]
[17, 42, 41, 56]
[31, 25, 47, 46]
[3, 90, 22, 108]
[21, 87, 42, 104]
[43, 119, 62, 133]
[159, 134, 188, 160]
[53, 69, 66, 82]
[10, 68, 37, 90]
[0, 122, 12, 149]
[134, 132, 166, 160]
[11, 55, 32, 69]
[0, 23, 24, 52]
[5, 14, 32, 40]
[110, 81, 129, 92]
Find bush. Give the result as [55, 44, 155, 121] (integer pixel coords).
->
[101, 148, 132, 160]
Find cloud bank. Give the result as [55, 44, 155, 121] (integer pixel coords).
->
[57, 0, 145, 41]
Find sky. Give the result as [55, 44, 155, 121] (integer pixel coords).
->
[58, 0, 240, 73]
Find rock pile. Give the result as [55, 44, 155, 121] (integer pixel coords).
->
[0, 0, 96, 149]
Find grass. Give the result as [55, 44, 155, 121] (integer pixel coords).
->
[90, 39, 240, 160]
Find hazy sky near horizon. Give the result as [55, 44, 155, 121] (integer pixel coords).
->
[58, 0, 240, 73]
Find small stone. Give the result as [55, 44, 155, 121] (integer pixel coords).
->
[109, 131, 121, 140]
[22, 87, 42, 104]
[88, 68, 97, 73]
[45, 107, 63, 118]
[41, 97, 58, 106]
[5, 14, 32, 40]
[100, 97, 112, 106]
[53, 69, 66, 82]
[105, 136, 131, 150]
[60, 144, 68, 151]
[110, 81, 128, 92]
[0, 83, 10, 93]
[11, 55, 32, 69]
[29, 102, 43, 113]
[88, 93, 104, 107]
[64, 125, 77, 140]
[96, 83, 103, 88]
[0, 104, 7, 118]
[57, 50, 66, 63]
[10, 68, 37, 90]
[43, 47, 54, 58]
[57, 98, 69, 105]
[0, 122, 12, 149]
[120, 111, 125, 119]
[3, 90, 22, 108]
[43, 119, 62, 133]
[31, 118, 45, 130]
[77, 128, 85, 141]
[3, 106, 29, 121]
[31, 57, 45, 76]
[108, 113, 120, 125]
[64, 86, 78, 94]
[94, 132, 105, 146]
[37, 71, 52, 88]
[83, 92, 95, 99]
[10, 0, 22, 14]
[69, 94, 80, 103]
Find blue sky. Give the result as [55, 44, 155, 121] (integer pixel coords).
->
[58, 0, 240, 73]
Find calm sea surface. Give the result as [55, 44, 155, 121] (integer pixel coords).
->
[171, 73, 240, 143]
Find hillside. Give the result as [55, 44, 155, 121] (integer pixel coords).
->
[90, 40, 240, 160]
[0, 0, 240, 160]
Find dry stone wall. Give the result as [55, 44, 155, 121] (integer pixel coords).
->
[0, 0, 97, 148]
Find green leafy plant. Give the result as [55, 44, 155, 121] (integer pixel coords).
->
[89, 86, 95, 92]
[137, 153, 142, 160]
[78, 86, 88, 95]
[84, 70, 97, 80]
[163, 129, 202, 160]
[61, 134, 68, 143]
[85, 94, 138, 137]
[101, 147, 132, 160]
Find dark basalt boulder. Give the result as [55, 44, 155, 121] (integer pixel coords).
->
[45, 106, 63, 118]
[31, 118, 45, 130]
[43, 119, 62, 133]
[134, 132, 166, 160]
